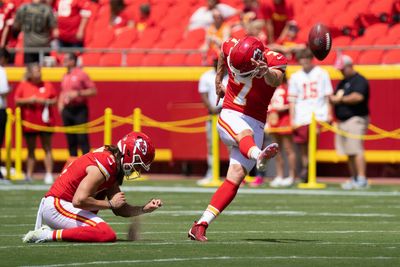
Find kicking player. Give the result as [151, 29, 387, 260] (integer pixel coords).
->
[188, 36, 287, 241]
[23, 131, 163, 243]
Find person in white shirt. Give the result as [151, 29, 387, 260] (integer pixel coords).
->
[0, 48, 11, 182]
[197, 54, 228, 185]
[288, 48, 333, 182]
[188, 0, 237, 31]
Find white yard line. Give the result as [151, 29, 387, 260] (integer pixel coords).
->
[1, 184, 400, 197]
[0, 241, 398, 251]
[18, 255, 399, 267]
[3, 230, 400, 238]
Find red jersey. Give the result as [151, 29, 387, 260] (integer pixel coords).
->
[267, 83, 292, 134]
[111, 9, 132, 29]
[14, 81, 57, 133]
[46, 148, 119, 205]
[55, 0, 91, 43]
[0, 2, 15, 45]
[261, 0, 294, 39]
[221, 38, 287, 123]
[60, 67, 95, 107]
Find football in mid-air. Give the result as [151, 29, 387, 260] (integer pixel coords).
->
[308, 23, 332, 61]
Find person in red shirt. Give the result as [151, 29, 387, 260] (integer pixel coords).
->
[14, 63, 57, 184]
[58, 53, 97, 157]
[188, 36, 287, 241]
[0, 0, 16, 63]
[55, 0, 92, 47]
[23, 131, 163, 243]
[109, 0, 133, 32]
[261, 0, 294, 44]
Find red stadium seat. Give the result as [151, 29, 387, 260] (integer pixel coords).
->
[141, 54, 165, 66]
[346, 0, 373, 16]
[357, 50, 384, 64]
[388, 24, 400, 38]
[81, 53, 101, 66]
[185, 53, 204, 66]
[152, 29, 183, 49]
[331, 11, 356, 32]
[381, 50, 400, 64]
[373, 35, 399, 45]
[87, 27, 115, 48]
[132, 27, 162, 48]
[363, 23, 389, 38]
[351, 36, 376, 45]
[369, 0, 394, 18]
[126, 53, 146, 66]
[163, 53, 187, 66]
[333, 36, 352, 46]
[110, 28, 138, 48]
[99, 54, 122, 66]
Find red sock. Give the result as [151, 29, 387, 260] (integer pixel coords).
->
[209, 179, 240, 213]
[53, 222, 116, 242]
[239, 135, 256, 159]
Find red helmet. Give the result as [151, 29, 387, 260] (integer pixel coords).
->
[228, 36, 265, 78]
[117, 132, 155, 178]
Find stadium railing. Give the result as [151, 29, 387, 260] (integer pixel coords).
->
[8, 45, 400, 66]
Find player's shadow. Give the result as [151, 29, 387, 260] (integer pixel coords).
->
[244, 238, 320, 243]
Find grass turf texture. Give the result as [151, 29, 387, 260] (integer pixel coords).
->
[1, 180, 400, 267]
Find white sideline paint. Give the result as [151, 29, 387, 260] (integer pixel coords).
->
[18, 255, 399, 267]
[1, 184, 400, 197]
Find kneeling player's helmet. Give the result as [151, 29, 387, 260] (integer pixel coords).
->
[117, 132, 155, 178]
[228, 36, 265, 78]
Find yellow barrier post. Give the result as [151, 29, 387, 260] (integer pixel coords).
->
[133, 108, 141, 132]
[202, 115, 222, 187]
[4, 108, 13, 179]
[104, 108, 112, 145]
[132, 108, 148, 181]
[298, 113, 326, 189]
[12, 107, 24, 180]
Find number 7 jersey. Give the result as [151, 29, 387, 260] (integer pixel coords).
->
[221, 38, 287, 123]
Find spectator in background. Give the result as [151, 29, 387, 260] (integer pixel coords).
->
[55, 0, 92, 47]
[58, 53, 97, 157]
[201, 9, 231, 56]
[330, 55, 369, 190]
[0, 48, 10, 183]
[13, 0, 58, 64]
[197, 53, 228, 186]
[265, 74, 296, 187]
[109, 0, 134, 33]
[288, 49, 333, 182]
[392, 0, 400, 24]
[188, 0, 237, 31]
[267, 21, 306, 63]
[0, 1, 16, 63]
[135, 3, 154, 33]
[262, 0, 294, 44]
[14, 63, 57, 184]
[231, 0, 263, 40]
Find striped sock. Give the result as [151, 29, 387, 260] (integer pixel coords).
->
[198, 179, 239, 225]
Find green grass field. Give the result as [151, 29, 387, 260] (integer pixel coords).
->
[1, 179, 400, 267]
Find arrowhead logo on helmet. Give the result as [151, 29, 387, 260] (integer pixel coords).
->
[227, 36, 265, 79]
[117, 132, 155, 179]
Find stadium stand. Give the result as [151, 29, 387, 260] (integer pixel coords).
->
[3, 0, 400, 66]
